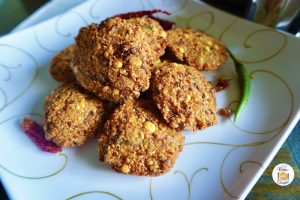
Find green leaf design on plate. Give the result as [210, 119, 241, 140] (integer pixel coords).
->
[150, 168, 208, 200]
[219, 20, 287, 63]
[0, 44, 39, 113]
[0, 63, 21, 81]
[0, 153, 68, 179]
[148, 0, 188, 13]
[240, 161, 263, 173]
[66, 191, 122, 200]
[55, 11, 88, 37]
[176, 10, 214, 31]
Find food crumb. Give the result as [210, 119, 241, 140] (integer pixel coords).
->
[214, 75, 231, 92]
[218, 108, 234, 117]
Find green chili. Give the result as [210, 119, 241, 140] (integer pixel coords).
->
[227, 48, 251, 122]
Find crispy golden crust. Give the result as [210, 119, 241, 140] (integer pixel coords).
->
[151, 62, 217, 130]
[72, 17, 167, 103]
[44, 83, 105, 147]
[167, 28, 228, 71]
[98, 100, 184, 176]
[49, 45, 76, 83]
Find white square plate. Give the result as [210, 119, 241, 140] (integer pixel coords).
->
[1, 0, 300, 199]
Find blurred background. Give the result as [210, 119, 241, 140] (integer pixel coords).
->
[0, 0, 299, 200]
[1, 0, 299, 36]
[0, 0, 47, 35]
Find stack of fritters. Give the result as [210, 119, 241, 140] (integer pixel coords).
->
[44, 16, 228, 176]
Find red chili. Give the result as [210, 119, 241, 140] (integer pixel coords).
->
[113, 9, 175, 30]
[22, 118, 62, 153]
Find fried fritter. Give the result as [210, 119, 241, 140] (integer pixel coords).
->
[98, 100, 184, 176]
[44, 83, 105, 147]
[72, 17, 167, 103]
[49, 45, 76, 83]
[167, 28, 227, 71]
[151, 62, 217, 130]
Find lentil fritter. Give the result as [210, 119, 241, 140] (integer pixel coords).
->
[151, 62, 217, 130]
[44, 83, 105, 147]
[72, 17, 167, 103]
[167, 28, 227, 71]
[49, 45, 76, 83]
[43, 14, 231, 177]
[98, 100, 184, 176]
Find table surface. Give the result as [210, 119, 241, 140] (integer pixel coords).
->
[0, 0, 299, 199]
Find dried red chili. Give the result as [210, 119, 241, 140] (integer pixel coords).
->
[22, 118, 62, 153]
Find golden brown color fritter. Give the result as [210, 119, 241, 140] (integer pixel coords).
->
[44, 83, 105, 147]
[72, 17, 167, 103]
[167, 28, 228, 71]
[151, 62, 217, 130]
[98, 100, 184, 176]
[49, 45, 76, 83]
